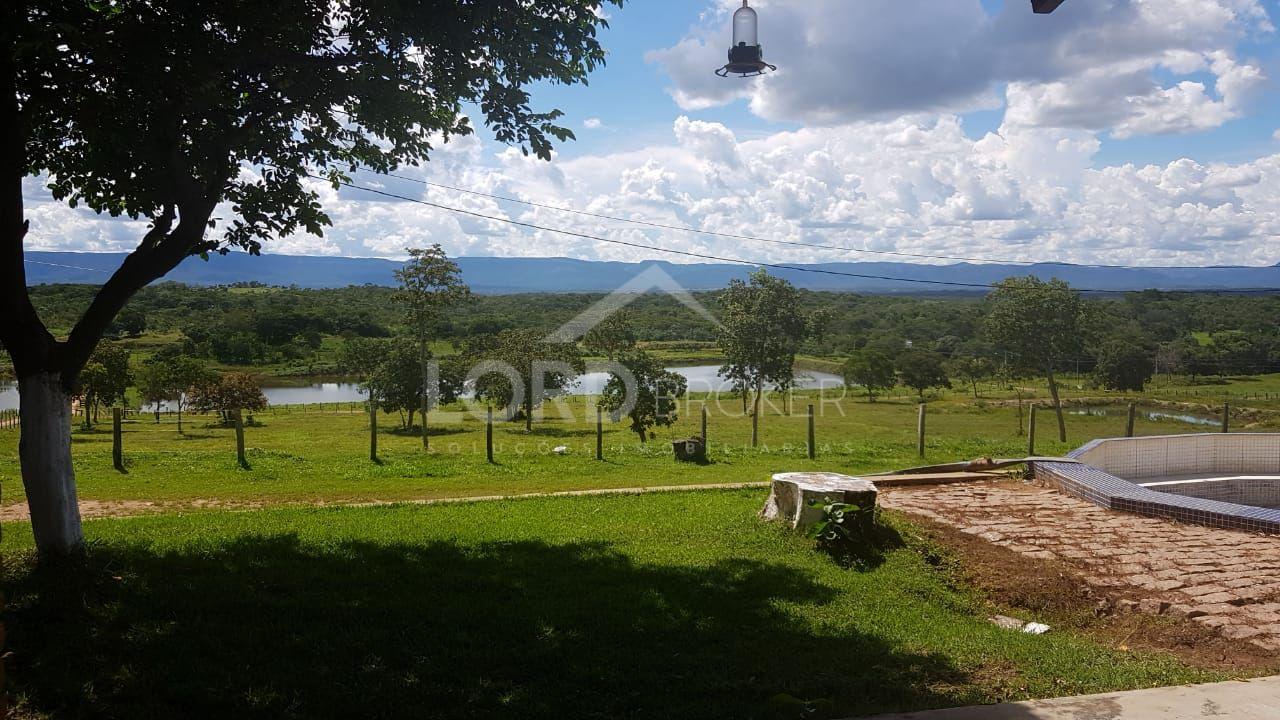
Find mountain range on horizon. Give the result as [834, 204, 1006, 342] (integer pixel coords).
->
[22, 251, 1280, 295]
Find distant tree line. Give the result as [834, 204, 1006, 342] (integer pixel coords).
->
[12, 281, 1280, 391]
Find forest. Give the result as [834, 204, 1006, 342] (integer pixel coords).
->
[4, 282, 1279, 383]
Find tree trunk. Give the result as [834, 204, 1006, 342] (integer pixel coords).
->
[638, 428, 647, 443]
[407, 407, 416, 432]
[19, 372, 84, 555]
[751, 381, 762, 448]
[971, 379, 978, 399]
[421, 394, 429, 449]
[177, 401, 183, 434]
[154, 404, 161, 423]
[1046, 367, 1066, 442]
[419, 338, 430, 450]
[525, 402, 533, 432]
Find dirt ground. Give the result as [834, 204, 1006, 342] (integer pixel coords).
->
[905, 513, 1277, 673]
[883, 479, 1280, 672]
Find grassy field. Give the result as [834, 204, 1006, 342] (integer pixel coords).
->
[0, 489, 1232, 719]
[8, 382, 1278, 512]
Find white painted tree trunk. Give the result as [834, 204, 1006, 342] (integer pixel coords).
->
[18, 372, 84, 555]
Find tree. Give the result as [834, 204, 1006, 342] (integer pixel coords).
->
[984, 277, 1084, 442]
[136, 362, 171, 424]
[1094, 338, 1155, 392]
[76, 341, 132, 427]
[4, 1, 617, 555]
[897, 349, 951, 400]
[1153, 340, 1187, 385]
[946, 354, 995, 399]
[137, 355, 213, 432]
[583, 311, 637, 361]
[436, 355, 469, 406]
[394, 245, 471, 449]
[1184, 340, 1220, 383]
[716, 270, 822, 447]
[339, 337, 391, 408]
[187, 372, 267, 425]
[107, 308, 146, 337]
[372, 338, 426, 430]
[469, 330, 584, 431]
[842, 350, 895, 403]
[600, 350, 688, 442]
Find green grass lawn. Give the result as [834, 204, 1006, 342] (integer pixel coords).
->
[8, 387, 1274, 509]
[1, 489, 1229, 719]
[7, 384, 1280, 509]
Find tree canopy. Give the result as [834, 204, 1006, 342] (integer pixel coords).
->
[842, 350, 896, 403]
[467, 330, 584, 431]
[716, 270, 822, 445]
[4, 0, 619, 385]
[600, 350, 687, 443]
[896, 349, 951, 400]
[984, 277, 1083, 441]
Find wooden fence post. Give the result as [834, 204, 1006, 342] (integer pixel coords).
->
[596, 406, 604, 461]
[1222, 403, 1230, 434]
[369, 402, 378, 461]
[1028, 405, 1037, 457]
[807, 404, 816, 460]
[112, 407, 124, 472]
[701, 405, 708, 452]
[486, 406, 495, 464]
[1125, 403, 1136, 438]
[916, 403, 926, 458]
[234, 409, 247, 468]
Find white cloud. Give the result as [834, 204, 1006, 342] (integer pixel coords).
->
[583, 117, 603, 130]
[22, 115, 1280, 268]
[650, 0, 1271, 138]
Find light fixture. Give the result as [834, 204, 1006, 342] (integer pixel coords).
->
[716, 1, 776, 78]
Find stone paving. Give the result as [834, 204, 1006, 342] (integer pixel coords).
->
[879, 479, 1280, 653]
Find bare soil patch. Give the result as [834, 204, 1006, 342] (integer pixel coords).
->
[903, 513, 1278, 673]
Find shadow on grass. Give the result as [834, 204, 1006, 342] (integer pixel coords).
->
[820, 519, 905, 572]
[385, 426, 469, 439]
[513, 426, 599, 439]
[6, 536, 976, 720]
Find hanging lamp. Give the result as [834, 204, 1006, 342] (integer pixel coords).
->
[716, 1, 776, 78]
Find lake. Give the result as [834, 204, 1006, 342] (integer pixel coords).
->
[1, 366, 846, 411]
[1067, 405, 1221, 427]
[256, 365, 846, 406]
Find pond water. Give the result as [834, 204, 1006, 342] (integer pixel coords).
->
[265, 366, 846, 405]
[1067, 405, 1220, 427]
[1, 366, 847, 412]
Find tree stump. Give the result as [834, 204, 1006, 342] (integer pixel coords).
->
[760, 472, 878, 532]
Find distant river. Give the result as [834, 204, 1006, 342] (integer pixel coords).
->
[0, 366, 846, 412]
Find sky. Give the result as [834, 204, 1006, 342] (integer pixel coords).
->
[22, 0, 1280, 268]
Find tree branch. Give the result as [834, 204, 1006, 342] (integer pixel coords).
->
[0, 32, 55, 375]
[61, 202, 211, 387]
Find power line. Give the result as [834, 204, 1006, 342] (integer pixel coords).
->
[361, 170, 1274, 271]
[322, 174, 1280, 295]
[24, 259, 113, 274]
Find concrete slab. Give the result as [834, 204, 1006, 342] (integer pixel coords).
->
[857, 676, 1280, 720]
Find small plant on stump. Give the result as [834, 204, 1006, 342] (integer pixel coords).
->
[807, 497, 886, 568]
